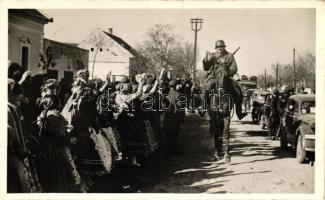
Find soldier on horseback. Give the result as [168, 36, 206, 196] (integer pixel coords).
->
[202, 40, 247, 120]
[202, 40, 246, 162]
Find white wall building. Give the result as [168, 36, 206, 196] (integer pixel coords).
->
[43, 38, 89, 81]
[78, 28, 138, 81]
[8, 9, 53, 75]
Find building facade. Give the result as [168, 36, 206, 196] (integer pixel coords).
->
[43, 38, 89, 81]
[78, 28, 140, 81]
[8, 9, 53, 75]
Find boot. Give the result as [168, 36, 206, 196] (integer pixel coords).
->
[236, 102, 247, 120]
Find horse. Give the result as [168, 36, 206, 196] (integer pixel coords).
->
[205, 63, 233, 163]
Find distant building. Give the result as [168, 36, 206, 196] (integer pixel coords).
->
[8, 9, 53, 75]
[43, 38, 89, 82]
[78, 28, 141, 81]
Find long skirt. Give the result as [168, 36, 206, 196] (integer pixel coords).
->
[8, 155, 42, 193]
[160, 111, 181, 154]
[36, 146, 81, 192]
[117, 113, 157, 156]
[70, 127, 112, 176]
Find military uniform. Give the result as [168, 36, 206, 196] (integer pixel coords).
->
[276, 86, 295, 139]
[202, 40, 246, 120]
[269, 90, 280, 139]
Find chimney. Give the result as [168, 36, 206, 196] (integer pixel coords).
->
[108, 28, 113, 34]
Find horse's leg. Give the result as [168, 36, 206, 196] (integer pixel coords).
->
[215, 113, 224, 159]
[208, 107, 221, 160]
[209, 111, 219, 159]
[223, 114, 231, 163]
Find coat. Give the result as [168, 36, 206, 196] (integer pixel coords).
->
[202, 50, 238, 79]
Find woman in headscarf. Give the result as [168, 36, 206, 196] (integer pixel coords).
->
[115, 75, 145, 166]
[8, 63, 37, 145]
[139, 68, 166, 153]
[159, 79, 182, 155]
[61, 69, 113, 191]
[36, 82, 83, 192]
[96, 73, 122, 162]
[7, 79, 42, 193]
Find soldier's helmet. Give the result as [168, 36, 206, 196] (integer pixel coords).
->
[215, 40, 226, 48]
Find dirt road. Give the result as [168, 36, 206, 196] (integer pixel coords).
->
[91, 113, 314, 193]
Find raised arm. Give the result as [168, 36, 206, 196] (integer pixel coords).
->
[148, 67, 166, 95]
[99, 73, 112, 92]
[125, 75, 145, 103]
[202, 51, 215, 71]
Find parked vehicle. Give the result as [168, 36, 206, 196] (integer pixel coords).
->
[279, 94, 315, 163]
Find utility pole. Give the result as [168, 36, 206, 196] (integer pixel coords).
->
[293, 48, 296, 92]
[264, 69, 267, 90]
[190, 18, 203, 83]
[276, 63, 279, 90]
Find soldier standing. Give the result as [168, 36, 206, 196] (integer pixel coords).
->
[276, 86, 295, 140]
[202, 40, 247, 120]
[269, 89, 280, 140]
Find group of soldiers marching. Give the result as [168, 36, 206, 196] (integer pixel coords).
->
[7, 60, 201, 193]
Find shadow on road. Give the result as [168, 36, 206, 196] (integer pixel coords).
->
[89, 114, 296, 193]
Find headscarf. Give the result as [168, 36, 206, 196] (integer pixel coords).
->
[8, 63, 22, 82]
[41, 79, 58, 97]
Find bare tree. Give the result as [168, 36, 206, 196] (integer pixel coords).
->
[257, 74, 275, 89]
[87, 30, 106, 79]
[261, 50, 315, 91]
[38, 46, 56, 71]
[136, 24, 195, 77]
[180, 42, 195, 77]
[296, 51, 315, 92]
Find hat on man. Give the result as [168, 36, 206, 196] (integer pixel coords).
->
[215, 40, 226, 48]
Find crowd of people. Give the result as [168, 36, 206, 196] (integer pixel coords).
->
[7, 62, 202, 193]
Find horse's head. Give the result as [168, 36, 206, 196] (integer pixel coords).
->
[214, 64, 227, 92]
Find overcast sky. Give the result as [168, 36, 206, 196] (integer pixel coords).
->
[44, 9, 315, 76]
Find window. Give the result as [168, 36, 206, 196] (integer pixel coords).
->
[91, 48, 94, 51]
[64, 71, 74, 82]
[100, 48, 103, 52]
[47, 69, 58, 80]
[301, 101, 315, 114]
[21, 46, 29, 71]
